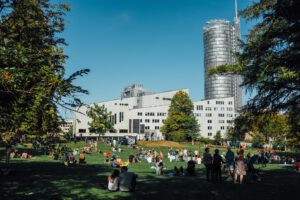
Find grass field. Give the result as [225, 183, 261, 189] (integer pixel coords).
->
[0, 141, 299, 200]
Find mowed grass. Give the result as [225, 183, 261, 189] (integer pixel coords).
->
[0, 141, 299, 200]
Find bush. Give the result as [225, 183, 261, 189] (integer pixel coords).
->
[165, 132, 186, 142]
[198, 137, 214, 144]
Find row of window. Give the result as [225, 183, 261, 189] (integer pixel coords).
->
[207, 126, 227, 130]
[145, 126, 160, 130]
[114, 103, 129, 106]
[144, 119, 164, 123]
[138, 112, 167, 116]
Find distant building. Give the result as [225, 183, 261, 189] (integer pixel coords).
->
[203, 0, 243, 110]
[74, 85, 236, 140]
[59, 120, 73, 133]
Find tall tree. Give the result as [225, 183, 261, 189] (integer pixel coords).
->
[209, 0, 300, 143]
[86, 104, 114, 134]
[0, 0, 89, 141]
[160, 91, 199, 142]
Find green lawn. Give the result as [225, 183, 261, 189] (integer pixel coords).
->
[0, 141, 299, 200]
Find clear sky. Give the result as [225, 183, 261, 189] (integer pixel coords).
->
[61, 0, 256, 118]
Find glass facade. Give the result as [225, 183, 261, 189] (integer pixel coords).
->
[203, 19, 242, 110]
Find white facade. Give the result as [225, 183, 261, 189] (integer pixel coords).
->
[59, 120, 73, 133]
[74, 86, 236, 139]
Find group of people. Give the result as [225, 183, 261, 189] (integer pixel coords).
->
[107, 166, 138, 192]
[203, 146, 254, 184]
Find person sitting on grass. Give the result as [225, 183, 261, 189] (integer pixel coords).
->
[108, 169, 120, 191]
[187, 159, 196, 176]
[21, 151, 32, 159]
[174, 166, 180, 176]
[69, 154, 77, 165]
[119, 166, 138, 192]
[79, 152, 86, 164]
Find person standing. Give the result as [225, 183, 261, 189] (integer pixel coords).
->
[212, 149, 223, 183]
[203, 147, 213, 181]
[234, 153, 247, 184]
[225, 146, 235, 181]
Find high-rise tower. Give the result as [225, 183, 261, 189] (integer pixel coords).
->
[203, 0, 243, 110]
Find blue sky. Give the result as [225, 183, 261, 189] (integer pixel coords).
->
[61, 0, 256, 117]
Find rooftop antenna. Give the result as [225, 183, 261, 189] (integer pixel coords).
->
[235, 0, 238, 19]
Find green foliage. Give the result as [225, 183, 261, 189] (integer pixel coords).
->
[231, 112, 291, 148]
[209, 0, 300, 143]
[86, 104, 114, 134]
[198, 137, 214, 144]
[214, 130, 222, 144]
[0, 0, 89, 139]
[160, 91, 200, 142]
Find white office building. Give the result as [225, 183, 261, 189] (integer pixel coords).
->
[74, 84, 236, 140]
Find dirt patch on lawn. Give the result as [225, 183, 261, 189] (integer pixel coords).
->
[138, 141, 184, 148]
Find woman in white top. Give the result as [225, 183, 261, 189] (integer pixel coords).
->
[108, 169, 120, 191]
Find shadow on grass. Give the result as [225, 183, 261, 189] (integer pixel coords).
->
[0, 161, 299, 200]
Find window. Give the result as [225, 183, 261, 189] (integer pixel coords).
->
[208, 132, 212, 136]
[221, 107, 225, 111]
[155, 126, 160, 130]
[157, 112, 166, 116]
[196, 105, 203, 110]
[207, 101, 210, 104]
[163, 97, 172, 101]
[119, 129, 128, 133]
[227, 107, 233, 111]
[221, 126, 225, 130]
[207, 120, 212, 123]
[119, 112, 124, 123]
[145, 119, 150, 123]
[78, 129, 86, 133]
[219, 120, 225, 123]
[145, 126, 150, 130]
[227, 114, 233, 117]
[156, 97, 159, 99]
[218, 113, 225, 117]
[214, 107, 218, 111]
[145, 112, 155, 116]
[194, 113, 201, 117]
[216, 101, 224, 105]
[140, 119, 142, 122]
[206, 113, 212, 117]
[229, 101, 233, 105]
[137, 112, 142, 116]
[227, 120, 232, 123]
[208, 126, 212, 130]
[205, 107, 212, 111]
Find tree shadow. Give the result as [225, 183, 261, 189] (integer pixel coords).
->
[0, 160, 299, 200]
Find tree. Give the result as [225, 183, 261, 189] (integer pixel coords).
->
[231, 112, 291, 148]
[209, 0, 300, 144]
[86, 104, 114, 134]
[0, 0, 89, 141]
[160, 91, 200, 142]
[214, 130, 222, 144]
